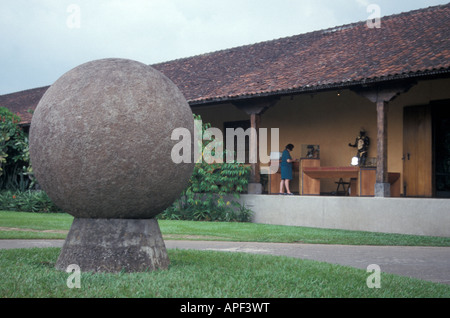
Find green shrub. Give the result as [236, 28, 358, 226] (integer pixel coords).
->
[160, 194, 253, 222]
[0, 107, 34, 191]
[160, 114, 253, 222]
[0, 190, 63, 213]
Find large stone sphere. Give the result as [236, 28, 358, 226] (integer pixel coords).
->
[29, 58, 194, 219]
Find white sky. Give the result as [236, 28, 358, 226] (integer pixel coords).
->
[1, 0, 448, 95]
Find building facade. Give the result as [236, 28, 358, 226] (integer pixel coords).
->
[1, 4, 449, 198]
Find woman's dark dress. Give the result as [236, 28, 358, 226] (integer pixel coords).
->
[280, 149, 293, 180]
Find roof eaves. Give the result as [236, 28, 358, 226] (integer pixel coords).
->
[188, 67, 450, 106]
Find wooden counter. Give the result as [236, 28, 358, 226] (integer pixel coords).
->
[268, 159, 401, 197]
[358, 168, 401, 197]
[299, 159, 321, 195]
[301, 166, 401, 197]
[268, 160, 299, 194]
[303, 166, 359, 179]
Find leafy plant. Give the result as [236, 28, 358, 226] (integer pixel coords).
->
[0, 107, 34, 191]
[160, 114, 253, 222]
[0, 190, 63, 213]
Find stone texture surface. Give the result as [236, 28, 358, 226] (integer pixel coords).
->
[55, 218, 170, 272]
[29, 58, 194, 219]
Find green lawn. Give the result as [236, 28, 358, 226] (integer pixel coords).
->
[1, 247, 449, 298]
[1, 211, 449, 299]
[1, 211, 449, 246]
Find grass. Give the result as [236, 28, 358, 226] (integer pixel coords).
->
[1, 211, 449, 246]
[1, 210, 449, 299]
[0, 211, 72, 239]
[160, 218, 450, 246]
[1, 248, 449, 298]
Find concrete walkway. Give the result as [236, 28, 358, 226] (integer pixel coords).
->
[1, 239, 449, 285]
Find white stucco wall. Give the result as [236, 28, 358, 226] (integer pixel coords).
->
[240, 194, 450, 237]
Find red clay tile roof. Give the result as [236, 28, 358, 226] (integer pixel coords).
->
[0, 86, 49, 125]
[153, 3, 450, 104]
[1, 4, 449, 123]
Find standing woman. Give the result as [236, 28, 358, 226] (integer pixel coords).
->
[280, 144, 297, 195]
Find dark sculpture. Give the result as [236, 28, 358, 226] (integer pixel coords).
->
[349, 129, 370, 166]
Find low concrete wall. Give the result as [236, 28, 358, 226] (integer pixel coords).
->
[239, 195, 450, 237]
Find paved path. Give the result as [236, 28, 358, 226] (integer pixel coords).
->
[1, 239, 449, 285]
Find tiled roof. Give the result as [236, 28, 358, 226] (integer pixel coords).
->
[1, 4, 449, 123]
[0, 86, 49, 124]
[153, 3, 450, 104]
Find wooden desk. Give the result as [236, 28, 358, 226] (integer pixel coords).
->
[358, 168, 401, 197]
[302, 166, 358, 196]
[359, 168, 375, 196]
[301, 166, 401, 197]
[300, 159, 321, 195]
[303, 166, 359, 179]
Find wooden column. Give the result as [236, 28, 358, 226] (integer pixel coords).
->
[353, 83, 414, 197]
[375, 100, 390, 197]
[249, 112, 261, 184]
[234, 97, 279, 194]
[376, 100, 389, 184]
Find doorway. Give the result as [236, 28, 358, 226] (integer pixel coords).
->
[403, 105, 433, 197]
[403, 100, 450, 198]
[433, 100, 450, 198]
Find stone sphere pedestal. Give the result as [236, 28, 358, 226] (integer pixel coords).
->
[29, 58, 194, 273]
[55, 218, 169, 273]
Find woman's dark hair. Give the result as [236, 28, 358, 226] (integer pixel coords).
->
[286, 144, 294, 151]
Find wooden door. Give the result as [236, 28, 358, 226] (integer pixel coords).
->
[403, 105, 432, 197]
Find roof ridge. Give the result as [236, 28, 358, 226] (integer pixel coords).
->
[0, 3, 450, 100]
[0, 85, 49, 98]
[152, 3, 449, 67]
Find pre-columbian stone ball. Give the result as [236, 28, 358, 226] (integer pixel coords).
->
[29, 58, 194, 219]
